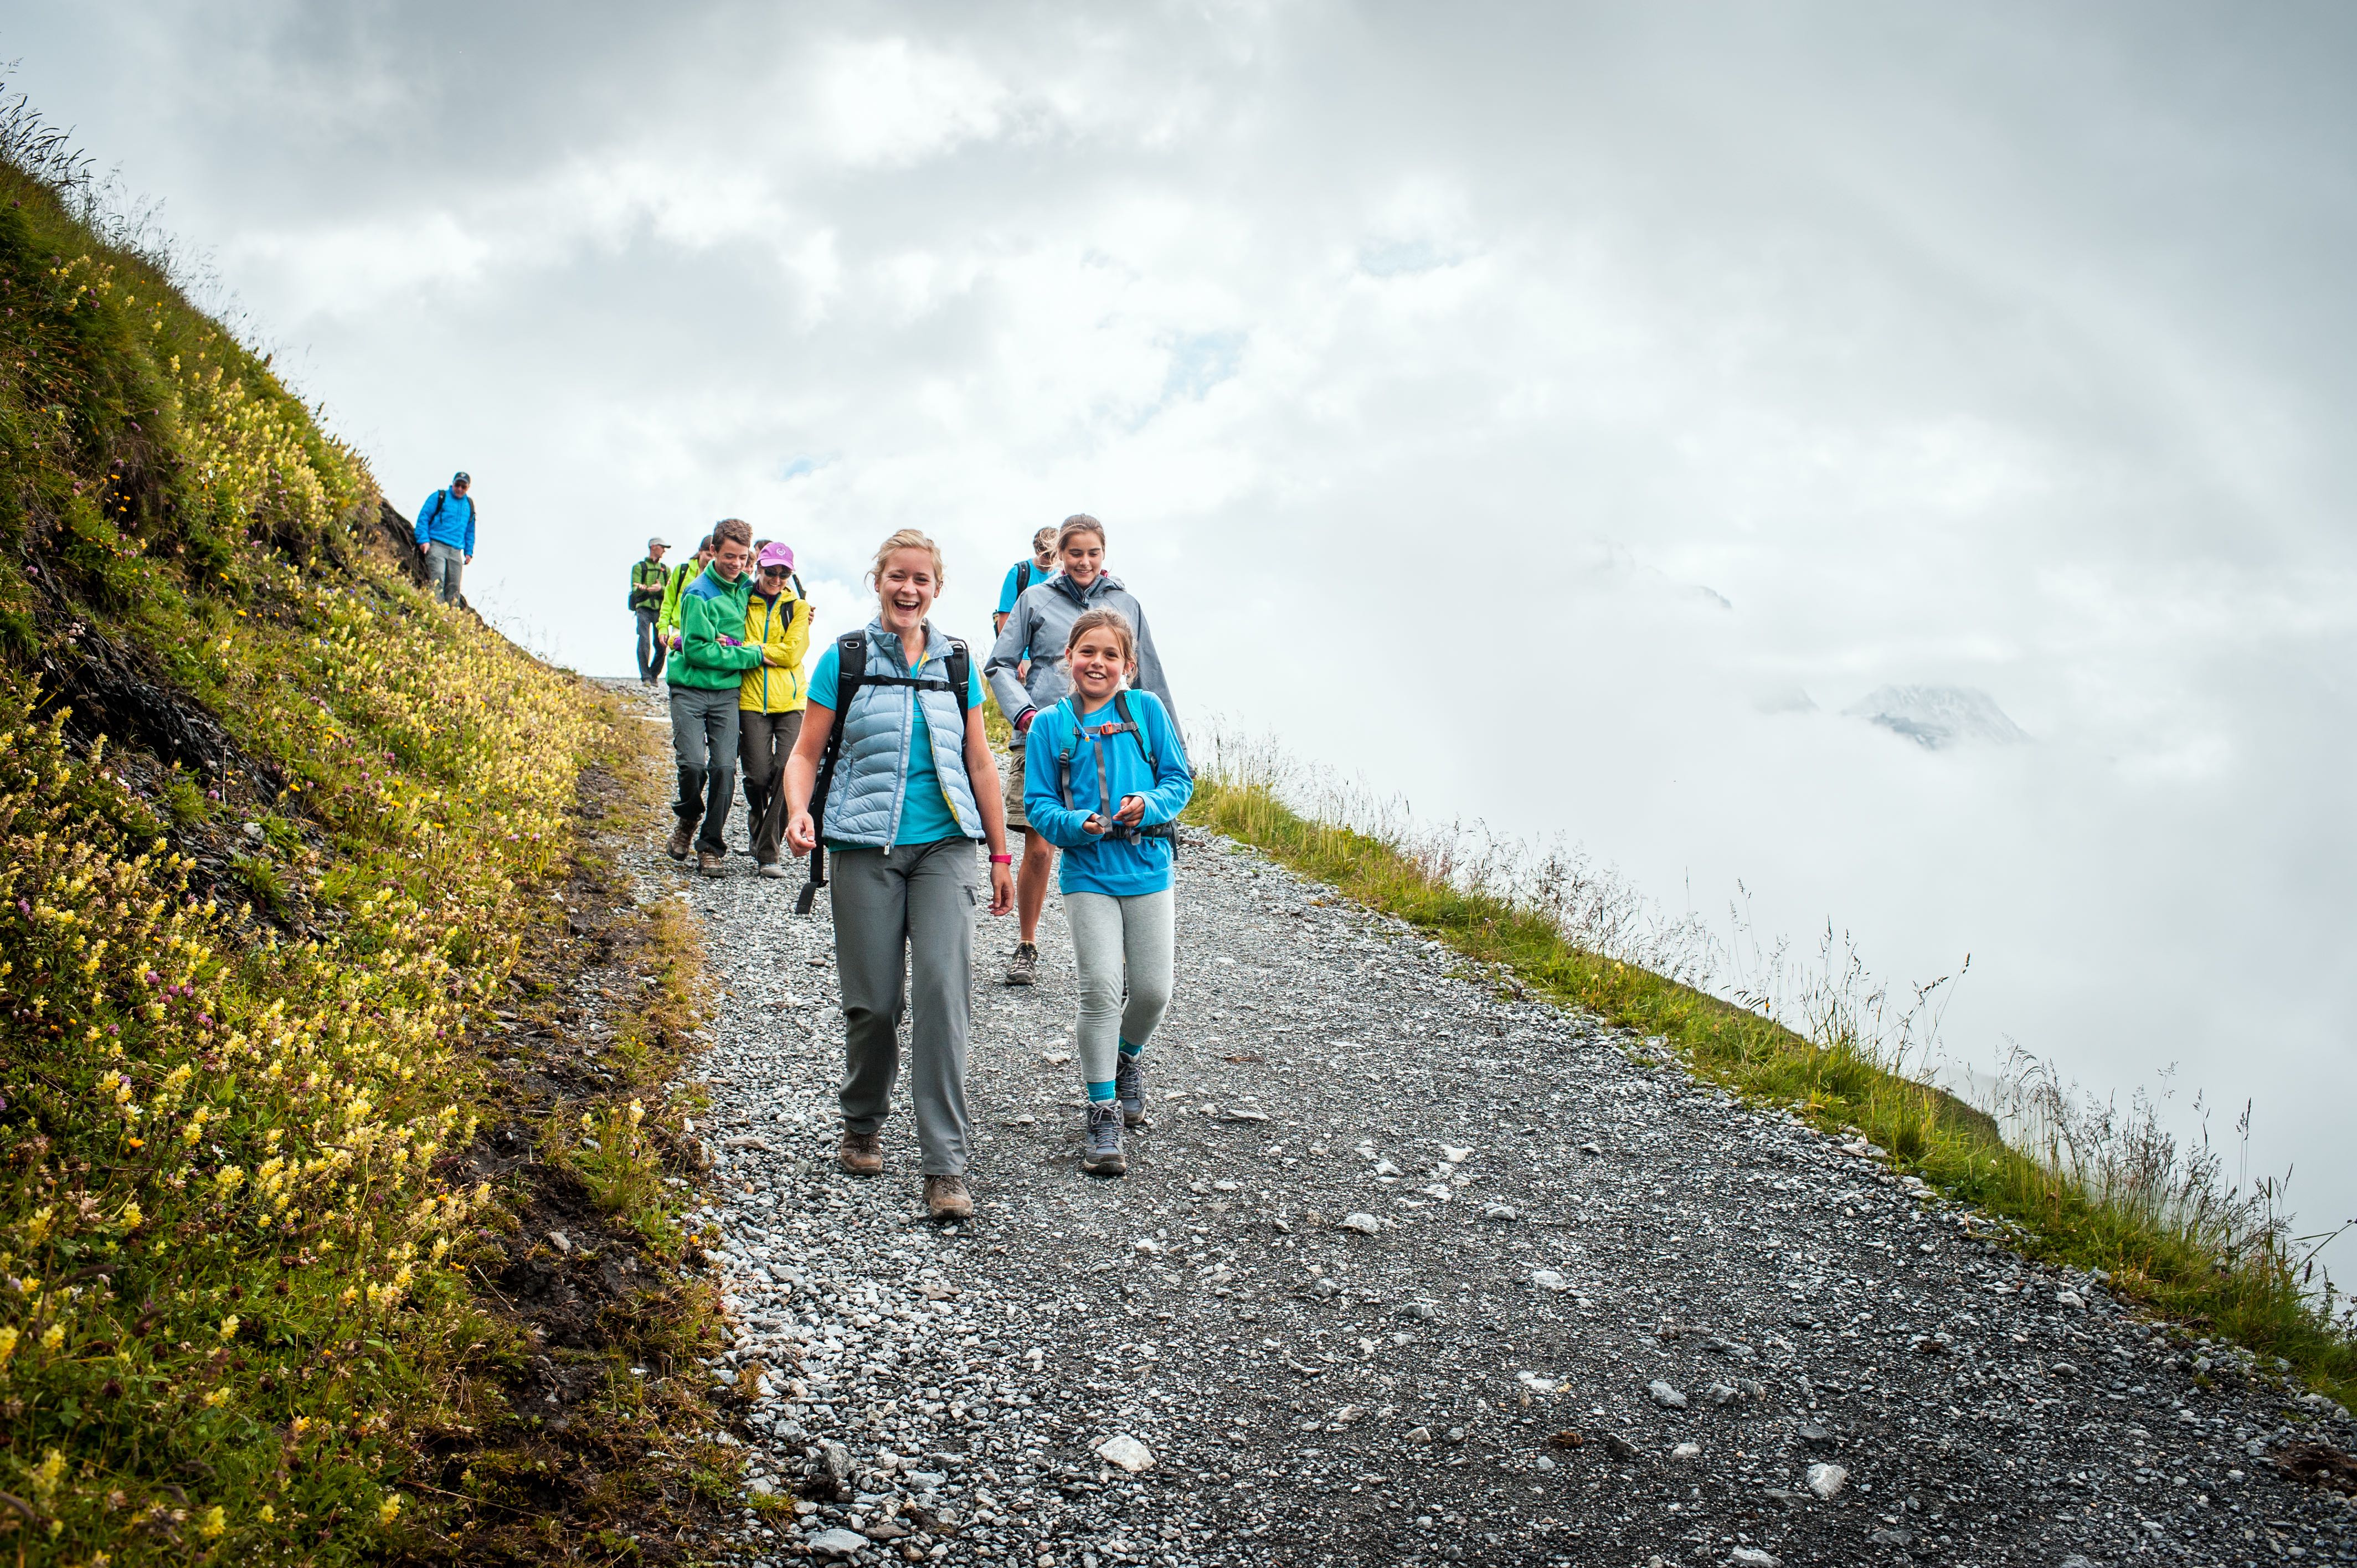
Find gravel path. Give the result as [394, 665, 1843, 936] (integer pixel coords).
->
[611, 689, 2357, 1566]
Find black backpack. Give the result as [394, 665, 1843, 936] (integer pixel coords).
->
[794, 631, 971, 915]
[1015, 559, 1033, 596]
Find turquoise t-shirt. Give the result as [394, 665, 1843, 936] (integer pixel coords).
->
[997, 559, 1057, 615]
[811, 640, 986, 845]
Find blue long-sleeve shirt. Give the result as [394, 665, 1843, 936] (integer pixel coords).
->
[1022, 689, 1193, 896]
[414, 488, 476, 553]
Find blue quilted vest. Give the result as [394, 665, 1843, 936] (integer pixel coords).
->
[821, 621, 984, 847]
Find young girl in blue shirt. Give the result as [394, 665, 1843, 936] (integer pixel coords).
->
[1020, 608, 1194, 1175]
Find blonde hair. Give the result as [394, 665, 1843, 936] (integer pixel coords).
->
[1056, 513, 1106, 556]
[1064, 606, 1136, 672]
[1031, 525, 1058, 553]
[867, 528, 946, 593]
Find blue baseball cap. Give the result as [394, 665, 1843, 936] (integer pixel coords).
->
[452, 471, 471, 486]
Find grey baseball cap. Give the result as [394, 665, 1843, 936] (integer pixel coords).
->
[452, 471, 471, 486]
[648, 535, 669, 548]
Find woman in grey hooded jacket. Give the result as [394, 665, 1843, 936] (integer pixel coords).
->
[984, 514, 1181, 983]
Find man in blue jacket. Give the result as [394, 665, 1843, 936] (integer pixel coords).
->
[413, 472, 476, 606]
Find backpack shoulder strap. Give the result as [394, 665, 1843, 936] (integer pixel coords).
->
[1016, 561, 1032, 594]
[832, 631, 866, 708]
[1111, 689, 1155, 771]
[946, 638, 971, 713]
[795, 631, 873, 915]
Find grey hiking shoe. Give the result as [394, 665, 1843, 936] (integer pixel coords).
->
[1003, 942, 1039, 986]
[1115, 1052, 1147, 1128]
[1080, 1101, 1126, 1177]
[756, 859, 790, 880]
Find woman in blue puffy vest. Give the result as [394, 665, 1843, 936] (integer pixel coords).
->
[782, 529, 1016, 1222]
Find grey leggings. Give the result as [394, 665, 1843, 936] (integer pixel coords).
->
[1065, 888, 1175, 1091]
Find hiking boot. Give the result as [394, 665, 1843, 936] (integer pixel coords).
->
[923, 1174, 974, 1221]
[666, 822, 693, 861]
[756, 859, 790, 880]
[837, 1130, 883, 1177]
[1079, 1101, 1126, 1177]
[697, 850, 727, 877]
[1003, 942, 1039, 986]
[1115, 1052, 1147, 1128]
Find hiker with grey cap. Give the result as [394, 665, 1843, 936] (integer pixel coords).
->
[413, 471, 476, 606]
[630, 535, 671, 683]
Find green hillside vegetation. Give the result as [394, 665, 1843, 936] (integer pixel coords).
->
[0, 112, 729, 1563]
[1182, 767, 2357, 1411]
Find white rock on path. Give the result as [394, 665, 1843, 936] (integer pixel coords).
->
[1806, 1461, 1849, 1499]
[1097, 1433, 1155, 1473]
[806, 1526, 868, 1558]
[1339, 1213, 1383, 1235]
[1649, 1379, 1688, 1409]
[1730, 1549, 1782, 1567]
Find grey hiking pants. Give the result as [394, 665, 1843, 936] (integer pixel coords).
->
[426, 540, 465, 605]
[668, 685, 740, 855]
[830, 837, 980, 1175]
[636, 608, 667, 681]
[1066, 888, 1175, 1091]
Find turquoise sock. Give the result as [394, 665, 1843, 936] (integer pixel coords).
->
[1086, 1081, 1117, 1103]
[1118, 1039, 1142, 1058]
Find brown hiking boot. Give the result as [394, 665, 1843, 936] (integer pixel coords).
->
[666, 822, 692, 860]
[697, 850, 727, 878]
[923, 1174, 974, 1221]
[837, 1130, 883, 1177]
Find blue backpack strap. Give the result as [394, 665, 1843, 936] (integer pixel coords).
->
[1055, 700, 1082, 811]
[1110, 690, 1155, 771]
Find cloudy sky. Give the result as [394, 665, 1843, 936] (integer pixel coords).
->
[12, 2, 2354, 1270]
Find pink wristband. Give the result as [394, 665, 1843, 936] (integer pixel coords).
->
[990, 853, 1013, 865]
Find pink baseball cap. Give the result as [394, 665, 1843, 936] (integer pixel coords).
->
[756, 542, 795, 571]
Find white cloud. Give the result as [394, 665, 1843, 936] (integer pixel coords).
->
[807, 35, 1011, 169]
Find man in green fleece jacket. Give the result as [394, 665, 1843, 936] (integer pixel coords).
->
[666, 518, 791, 874]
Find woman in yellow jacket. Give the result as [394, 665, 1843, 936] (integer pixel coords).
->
[740, 541, 813, 876]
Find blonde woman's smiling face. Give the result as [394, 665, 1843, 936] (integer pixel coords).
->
[877, 548, 938, 631]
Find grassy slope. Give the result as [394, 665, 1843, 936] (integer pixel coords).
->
[1182, 775, 2357, 1411]
[0, 151, 729, 1561]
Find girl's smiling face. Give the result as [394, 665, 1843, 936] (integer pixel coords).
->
[876, 548, 938, 633]
[1067, 626, 1131, 704]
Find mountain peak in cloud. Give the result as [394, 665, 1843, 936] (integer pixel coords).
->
[1845, 685, 2030, 750]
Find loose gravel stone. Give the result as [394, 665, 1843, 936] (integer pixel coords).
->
[610, 685, 2357, 1565]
